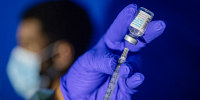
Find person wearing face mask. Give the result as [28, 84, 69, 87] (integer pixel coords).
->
[6, 1, 166, 100]
[6, 1, 92, 99]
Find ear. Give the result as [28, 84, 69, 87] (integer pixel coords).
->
[52, 40, 74, 71]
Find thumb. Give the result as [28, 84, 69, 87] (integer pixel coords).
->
[104, 4, 138, 50]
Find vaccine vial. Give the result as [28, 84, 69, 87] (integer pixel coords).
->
[124, 7, 154, 45]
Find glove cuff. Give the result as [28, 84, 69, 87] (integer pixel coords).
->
[60, 77, 71, 100]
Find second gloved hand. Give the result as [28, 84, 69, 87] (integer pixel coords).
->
[60, 4, 166, 100]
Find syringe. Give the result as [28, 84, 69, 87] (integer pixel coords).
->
[103, 7, 154, 100]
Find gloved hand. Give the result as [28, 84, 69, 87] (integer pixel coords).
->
[60, 4, 166, 100]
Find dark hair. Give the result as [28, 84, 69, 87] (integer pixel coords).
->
[22, 1, 92, 60]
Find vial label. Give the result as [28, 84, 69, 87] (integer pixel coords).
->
[130, 10, 152, 33]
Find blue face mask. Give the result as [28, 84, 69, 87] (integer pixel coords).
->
[7, 46, 41, 99]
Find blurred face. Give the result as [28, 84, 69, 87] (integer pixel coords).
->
[14, 18, 74, 89]
[16, 18, 74, 71]
[17, 18, 49, 53]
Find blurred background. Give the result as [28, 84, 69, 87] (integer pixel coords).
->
[0, 0, 200, 100]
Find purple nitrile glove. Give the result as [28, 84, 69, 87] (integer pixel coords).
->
[60, 4, 166, 100]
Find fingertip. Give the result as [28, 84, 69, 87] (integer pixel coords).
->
[155, 20, 166, 31]
[119, 4, 138, 25]
[119, 63, 130, 77]
[124, 4, 138, 21]
[148, 20, 166, 32]
[126, 73, 144, 89]
[133, 73, 145, 81]
[143, 20, 166, 43]
[125, 3, 137, 11]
